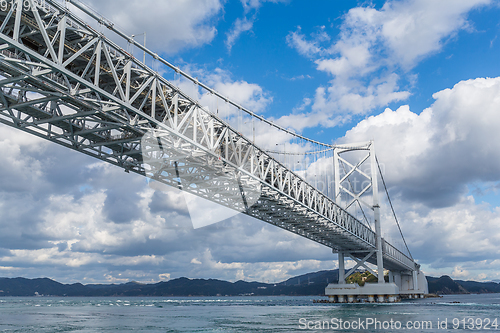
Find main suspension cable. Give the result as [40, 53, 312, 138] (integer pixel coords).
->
[376, 156, 413, 260]
[265, 147, 334, 155]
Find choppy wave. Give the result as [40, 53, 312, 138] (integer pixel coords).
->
[0, 294, 498, 332]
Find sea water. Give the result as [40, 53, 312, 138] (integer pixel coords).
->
[0, 294, 499, 332]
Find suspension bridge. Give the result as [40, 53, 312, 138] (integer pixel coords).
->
[0, 0, 427, 302]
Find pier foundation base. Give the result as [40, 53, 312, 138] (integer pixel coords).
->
[325, 283, 401, 303]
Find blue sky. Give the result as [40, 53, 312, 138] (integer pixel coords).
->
[173, 0, 500, 141]
[1, 0, 500, 284]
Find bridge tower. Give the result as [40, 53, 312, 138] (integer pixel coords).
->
[333, 141, 384, 285]
[326, 141, 428, 302]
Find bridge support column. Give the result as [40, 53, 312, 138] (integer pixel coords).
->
[390, 269, 428, 297]
[370, 143, 384, 284]
[338, 251, 345, 284]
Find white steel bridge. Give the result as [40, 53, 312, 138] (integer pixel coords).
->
[0, 0, 427, 300]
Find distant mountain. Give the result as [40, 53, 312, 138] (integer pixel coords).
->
[279, 269, 339, 287]
[0, 271, 498, 297]
[454, 280, 500, 294]
[426, 276, 500, 295]
[0, 271, 340, 297]
[0, 277, 88, 296]
[426, 275, 468, 294]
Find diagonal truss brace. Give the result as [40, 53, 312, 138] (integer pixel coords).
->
[344, 251, 378, 279]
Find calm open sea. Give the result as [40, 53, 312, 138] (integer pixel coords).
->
[0, 294, 499, 332]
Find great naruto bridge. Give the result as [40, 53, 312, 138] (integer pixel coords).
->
[0, 0, 427, 302]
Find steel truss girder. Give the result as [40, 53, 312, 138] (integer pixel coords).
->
[0, 0, 416, 272]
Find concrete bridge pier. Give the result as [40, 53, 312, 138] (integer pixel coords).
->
[325, 265, 429, 303]
[389, 269, 428, 298]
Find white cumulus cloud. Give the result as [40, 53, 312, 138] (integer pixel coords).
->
[286, 0, 492, 125]
[66, 0, 223, 54]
